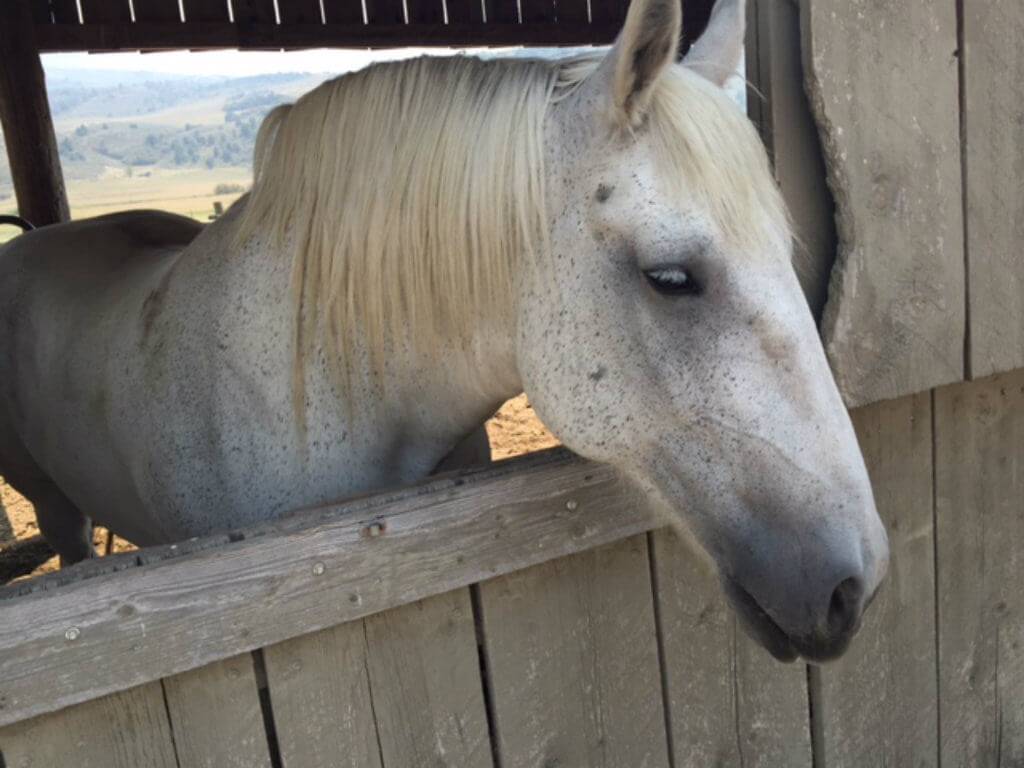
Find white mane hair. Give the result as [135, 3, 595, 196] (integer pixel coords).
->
[236, 53, 788, 402]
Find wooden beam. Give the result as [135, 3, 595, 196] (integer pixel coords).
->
[33, 20, 626, 51]
[0, 448, 659, 729]
[1, 0, 70, 226]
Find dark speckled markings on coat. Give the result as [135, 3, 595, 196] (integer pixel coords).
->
[140, 266, 175, 344]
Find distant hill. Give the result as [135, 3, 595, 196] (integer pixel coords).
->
[0, 69, 333, 199]
[47, 71, 317, 122]
[0, 52, 744, 207]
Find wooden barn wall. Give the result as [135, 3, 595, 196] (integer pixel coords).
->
[3, 369, 1023, 767]
[802, 0, 965, 408]
[798, 0, 1023, 407]
[28, 0, 716, 50]
[961, 2, 1024, 379]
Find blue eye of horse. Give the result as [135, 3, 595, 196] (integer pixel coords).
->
[644, 267, 702, 297]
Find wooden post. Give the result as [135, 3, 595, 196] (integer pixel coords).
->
[0, 0, 70, 227]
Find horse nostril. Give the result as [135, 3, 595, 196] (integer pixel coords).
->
[827, 576, 865, 635]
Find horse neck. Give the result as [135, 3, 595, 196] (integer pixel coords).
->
[369, 294, 524, 463]
[211, 202, 526, 480]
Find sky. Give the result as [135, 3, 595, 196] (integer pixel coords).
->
[42, 46, 745, 106]
[42, 48, 457, 77]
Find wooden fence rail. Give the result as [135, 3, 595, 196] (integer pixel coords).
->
[2, 370, 1023, 766]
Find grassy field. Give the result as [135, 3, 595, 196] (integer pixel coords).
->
[0, 165, 250, 245]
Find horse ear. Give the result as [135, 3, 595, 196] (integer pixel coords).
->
[682, 0, 746, 86]
[606, 0, 682, 127]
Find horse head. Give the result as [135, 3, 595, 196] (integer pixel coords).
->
[517, 0, 889, 662]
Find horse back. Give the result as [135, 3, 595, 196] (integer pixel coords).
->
[0, 210, 201, 275]
[0, 211, 205, 541]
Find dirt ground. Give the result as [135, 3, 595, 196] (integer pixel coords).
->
[484, 393, 560, 460]
[0, 394, 556, 582]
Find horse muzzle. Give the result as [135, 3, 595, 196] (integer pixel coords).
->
[722, 531, 889, 663]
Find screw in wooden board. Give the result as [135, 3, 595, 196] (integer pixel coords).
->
[366, 522, 384, 538]
[566, 499, 579, 511]
[64, 627, 80, 642]
[312, 561, 326, 576]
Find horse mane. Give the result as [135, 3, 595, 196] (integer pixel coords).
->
[236, 53, 788, 407]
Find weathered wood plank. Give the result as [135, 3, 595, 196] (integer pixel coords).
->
[554, 0, 588, 25]
[479, 535, 670, 768]
[277, 0, 324, 24]
[406, 0, 444, 25]
[162, 654, 273, 768]
[935, 371, 1024, 767]
[521, 0, 555, 25]
[483, 0, 518, 25]
[133, 0, 183, 22]
[364, 590, 494, 767]
[182, 0, 231, 21]
[233, 0, 277, 24]
[963, 3, 1024, 378]
[0, 683, 177, 767]
[49, 0, 80, 23]
[0, 0, 70, 227]
[364, 0, 406, 26]
[263, 622, 383, 768]
[321, 0, 365, 23]
[804, 0, 965, 406]
[31, 0, 51, 23]
[32, 20, 625, 50]
[680, 0, 714, 54]
[32, 0, 80, 23]
[815, 393, 938, 766]
[589, 0, 625, 26]
[748, 0, 835, 321]
[443, 0, 483, 26]
[0, 449, 658, 728]
[652, 529, 812, 767]
[78, 0, 132, 22]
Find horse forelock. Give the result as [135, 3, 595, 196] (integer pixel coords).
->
[645, 65, 791, 254]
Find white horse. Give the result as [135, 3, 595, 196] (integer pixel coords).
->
[0, 0, 887, 661]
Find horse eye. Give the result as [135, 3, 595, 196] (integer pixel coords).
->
[644, 267, 702, 297]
